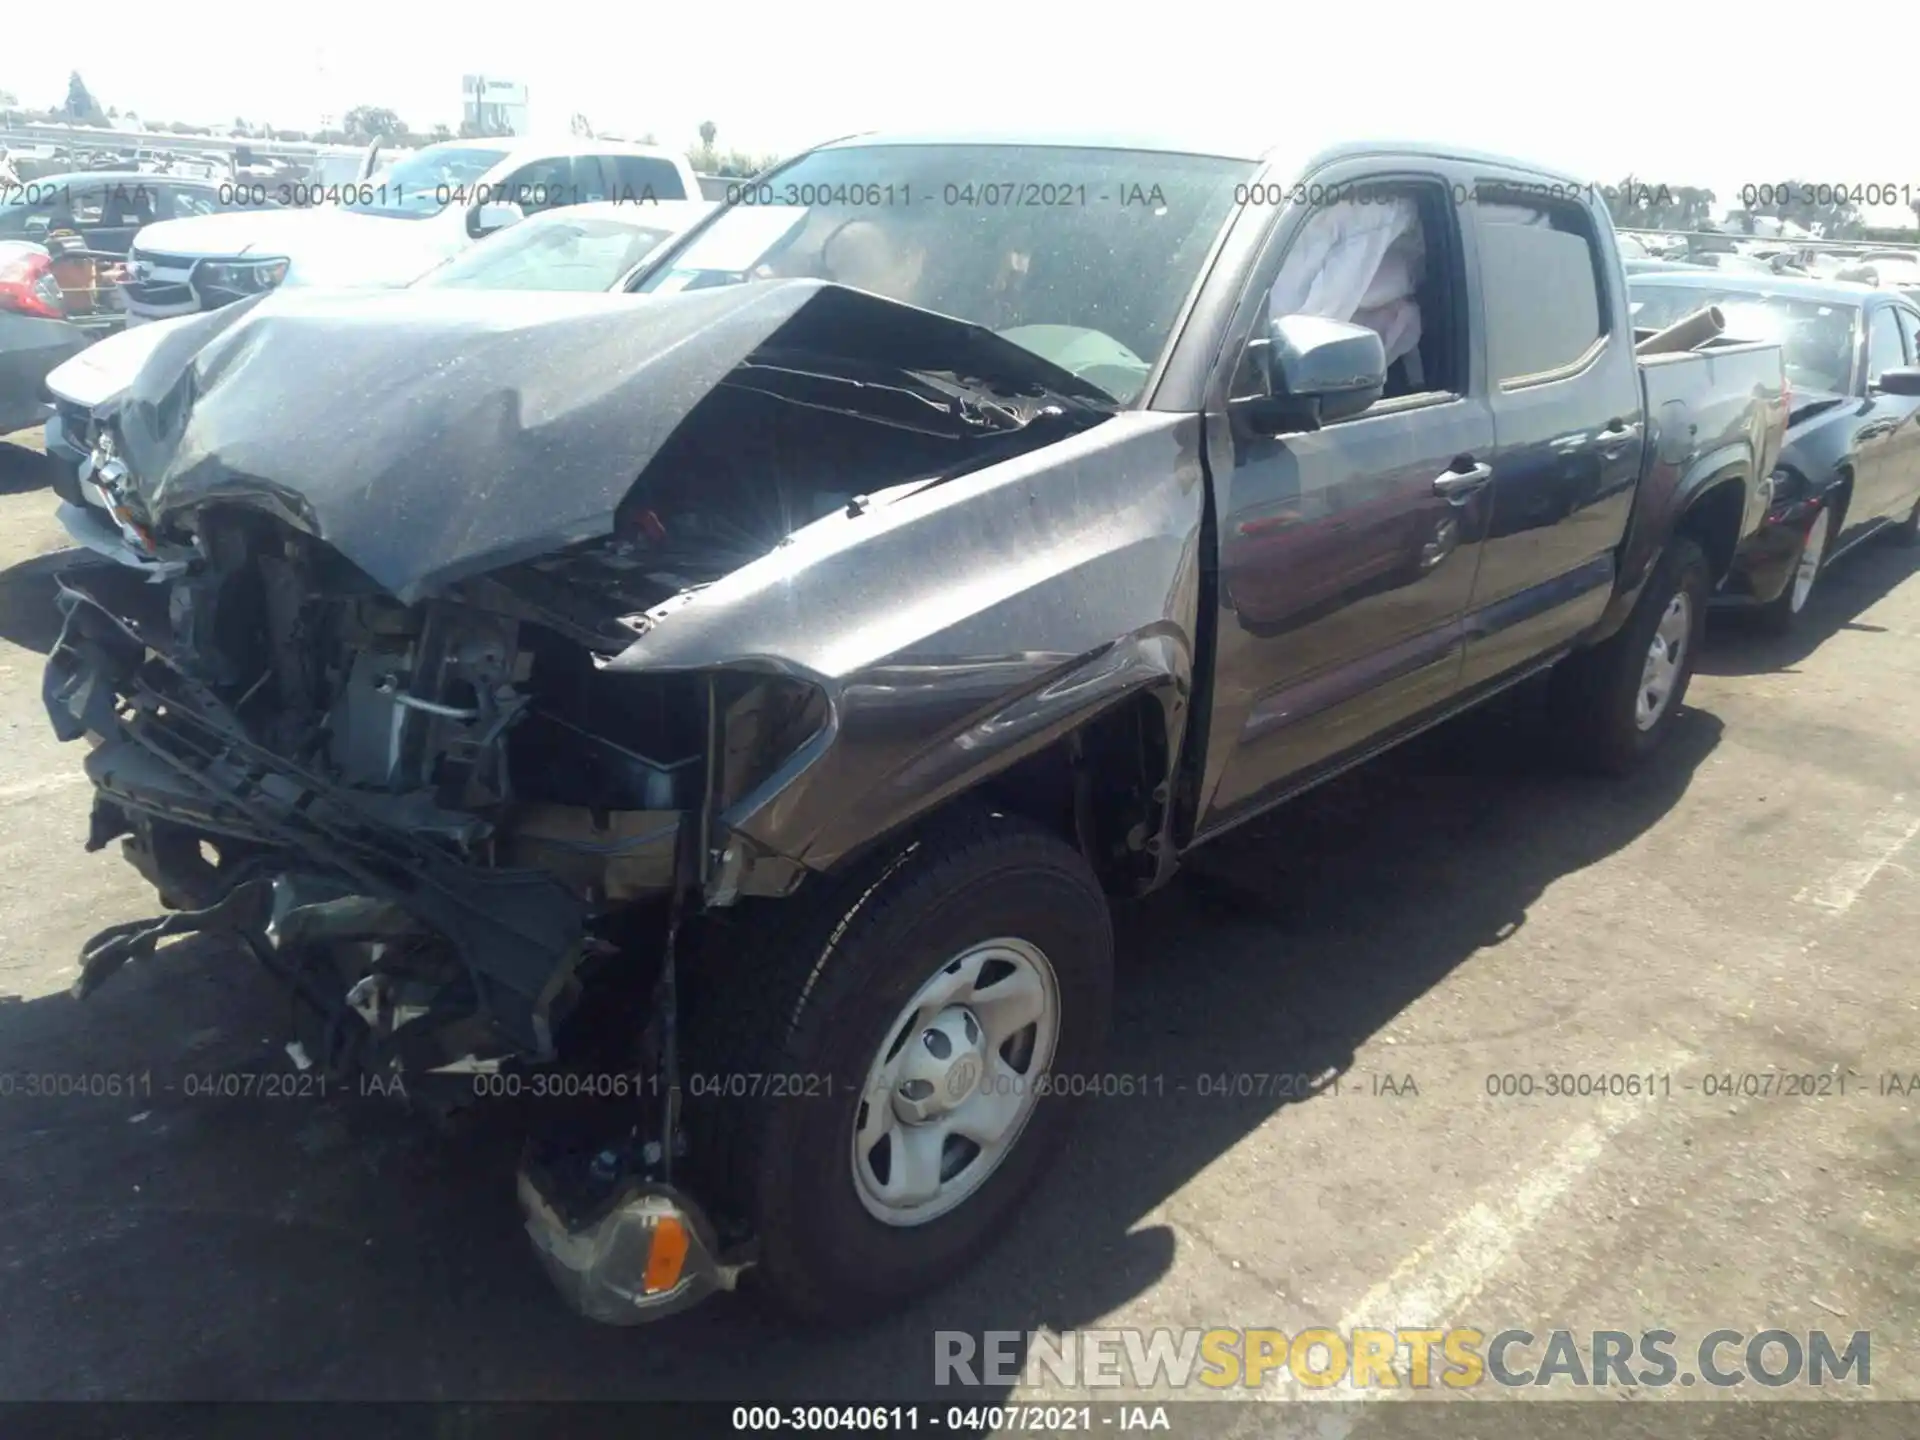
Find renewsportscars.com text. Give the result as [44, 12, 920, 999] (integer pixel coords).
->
[935, 1327, 1870, 1390]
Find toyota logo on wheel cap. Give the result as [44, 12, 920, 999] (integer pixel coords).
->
[945, 1055, 980, 1101]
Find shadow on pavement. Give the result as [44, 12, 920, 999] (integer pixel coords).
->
[1701, 532, 1916, 677]
[0, 685, 1722, 1403]
[0, 548, 95, 656]
[0, 436, 57, 496]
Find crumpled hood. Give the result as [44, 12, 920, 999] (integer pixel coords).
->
[133, 208, 460, 288]
[1784, 387, 1848, 430]
[45, 313, 200, 409]
[106, 280, 1109, 603]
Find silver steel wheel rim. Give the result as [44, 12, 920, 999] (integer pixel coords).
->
[851, 937, 1060, 1227]
[1790, 509, 1829, 614]
[1636, 592, 1691, 732]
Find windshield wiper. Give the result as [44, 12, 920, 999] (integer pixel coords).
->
[725, 354, 1068, 438]
[902, 367, 1118, 420]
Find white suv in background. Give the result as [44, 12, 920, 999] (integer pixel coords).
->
[119, 137, 702, 323]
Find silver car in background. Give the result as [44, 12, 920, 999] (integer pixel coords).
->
[46, 198, 715, 571]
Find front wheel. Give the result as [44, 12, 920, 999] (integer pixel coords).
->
[1755, 506, 1830, 634]
[685, 810, 1114, 1322]
[1549, 536, 1710, 775]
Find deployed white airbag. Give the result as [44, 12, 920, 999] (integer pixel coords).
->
[1269, 198, 1426, 367]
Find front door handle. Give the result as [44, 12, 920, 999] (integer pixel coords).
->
[1433, 461, 1493, 502]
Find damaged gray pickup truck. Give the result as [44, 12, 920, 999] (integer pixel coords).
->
[43, 134, 1787, 1325]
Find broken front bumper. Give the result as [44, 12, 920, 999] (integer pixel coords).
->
[41, 562, 589, 1060]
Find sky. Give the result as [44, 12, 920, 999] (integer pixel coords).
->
[6, 0, 1917, 223]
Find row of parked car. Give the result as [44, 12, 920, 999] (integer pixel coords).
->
[18, 131, 1920, 1331]
[1621, 227, 1920, 293]
[0, 136, 714, 434]
[1621, 252, 1920, 630]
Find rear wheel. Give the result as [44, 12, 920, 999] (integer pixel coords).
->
[1755, 506, 1830, 634]
[684, 810, 1114, 1322]
[1550, 536, 1709, 775]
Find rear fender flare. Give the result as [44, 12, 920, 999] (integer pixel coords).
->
[1593, 444, 1756, 642]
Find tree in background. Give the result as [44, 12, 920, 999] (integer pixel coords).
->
[686, 122, 778, 177]
[1740, 181, 1865, 240]
[1599, 178, 1717, 233]
[710, 148, 780, 178]
[343, 106, 407, 144]
[430, 123, 454, 143]
[691, 122, 718, 172]
[64, 72, 105, 125]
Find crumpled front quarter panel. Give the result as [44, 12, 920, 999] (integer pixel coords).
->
[607, 411, 1208, 871]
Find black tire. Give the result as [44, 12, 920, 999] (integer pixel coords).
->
[1549, 536, 1710, 776]
[682, 808, 1114, 1322]
[1753, 508, 1829, 636]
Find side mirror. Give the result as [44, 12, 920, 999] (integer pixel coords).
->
[1871, 366, 1920, 398]
[1236, 314, 1387, 435]
[468, 200, 525, 239]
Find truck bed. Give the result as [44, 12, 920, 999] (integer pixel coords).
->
[1619, 337, 1789, 599]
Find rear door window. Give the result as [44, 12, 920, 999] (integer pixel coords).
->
[601, 154, 688, 203]
[169, 188, 221, 218]
[488, 155, 602, 215]
[1475, 195, 1607, 386]
[0, 186, 104, 237]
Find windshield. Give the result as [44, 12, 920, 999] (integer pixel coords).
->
[636, 143, 1253, 402]
[418, 213, 680, 291]
[1629, 283, 1859, 393]
[342, 146, 506, 220]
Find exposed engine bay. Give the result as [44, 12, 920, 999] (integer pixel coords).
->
[40, 277, 1131, 1318]
[44, 280, 1112, 1092]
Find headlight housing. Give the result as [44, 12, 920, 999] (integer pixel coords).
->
[197, 257, 290, 294]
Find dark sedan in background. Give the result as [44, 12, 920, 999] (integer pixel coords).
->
[1630, 272, 1920, 631]
[1, 174, 274, 440]
[0, 172, 269, 256]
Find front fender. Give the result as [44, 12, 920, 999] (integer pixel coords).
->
[738, 627, 1192, 877]
[603, 410, 1210, 877]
